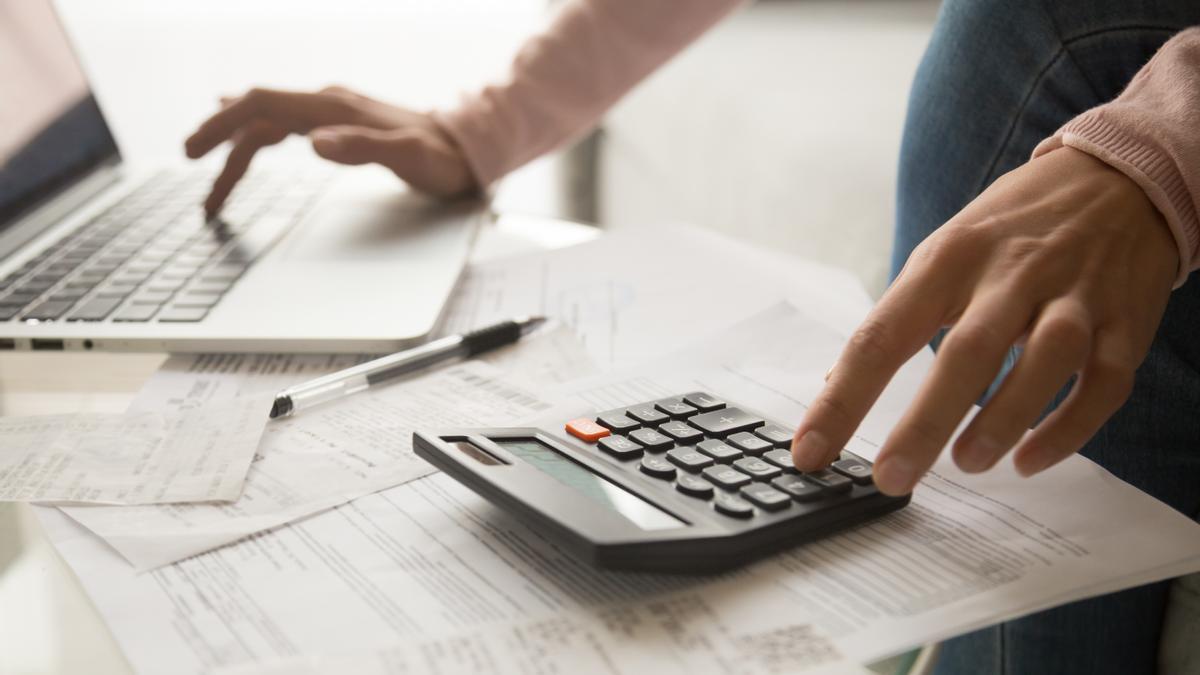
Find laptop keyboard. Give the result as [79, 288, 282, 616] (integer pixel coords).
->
[0, 169, 325, 323]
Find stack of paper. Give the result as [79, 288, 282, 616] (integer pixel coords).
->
[23, 225, 1200, 675]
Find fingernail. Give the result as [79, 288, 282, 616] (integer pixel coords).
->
[792, 430, 832, 469]
[310, 131, 341, 148]
[874, 455, 919, 495]
[956, 436, 1000, 473]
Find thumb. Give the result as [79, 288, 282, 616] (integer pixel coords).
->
[309, 125, 416, 166]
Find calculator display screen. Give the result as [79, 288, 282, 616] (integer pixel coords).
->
[497, 440, 684, 531]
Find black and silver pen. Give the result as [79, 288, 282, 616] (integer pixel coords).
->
[269, 315, 547, 419]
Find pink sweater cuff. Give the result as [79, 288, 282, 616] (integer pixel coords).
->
[1034, 116, 1198, 287]
[1032, 28, 1200, 288]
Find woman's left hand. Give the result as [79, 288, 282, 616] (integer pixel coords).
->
[791, 147, 1179, 494]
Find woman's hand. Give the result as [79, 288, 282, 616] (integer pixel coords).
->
[184, 86, 477, 218]
[791, 147, 1179, 494]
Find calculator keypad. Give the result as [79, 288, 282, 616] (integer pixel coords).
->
[565, 392, 874, 521]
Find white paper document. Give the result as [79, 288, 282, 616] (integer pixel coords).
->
[34, 303, 1200, 674]
[440, 223, 872, 369]
[0, 393, 271, 505]
[62, 360, 557, 571]
[215, 580, 869, 675]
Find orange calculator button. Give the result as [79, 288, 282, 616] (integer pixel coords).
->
[565, 418, 611, 442]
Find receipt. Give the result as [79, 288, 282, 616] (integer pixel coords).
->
[0, 393, 271, 505]
[62, 327, 590, 570]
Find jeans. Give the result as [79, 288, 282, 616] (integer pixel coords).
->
[892, 1, 1200, 673]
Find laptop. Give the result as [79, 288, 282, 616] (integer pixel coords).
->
[0, 0, 482, 353]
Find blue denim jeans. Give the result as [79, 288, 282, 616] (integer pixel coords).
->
[893, 1, 1200, 673]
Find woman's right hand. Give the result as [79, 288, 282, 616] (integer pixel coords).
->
[184, 86, 478, 218]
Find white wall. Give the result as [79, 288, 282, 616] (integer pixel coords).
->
[599, 1, 939, 297]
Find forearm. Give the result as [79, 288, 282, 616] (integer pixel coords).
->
[1033, 27, 1200, 286]
[434, 0, 745, 187]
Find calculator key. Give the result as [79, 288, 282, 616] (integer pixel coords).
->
[565, 418, 611, 443]
[682, 392, 725, 412]
[689, 408, 764, 437]
[675, 475, 715, 499]
[831, 456, 874, 485]
[754, 424, 794, 448]
[762, 449, 797, 471]
[596, 412, 639, 433]
[807, 469, 853, 494]
[666, 447, 714, 472]
[639, 456, 677, 480]
[658, 420, 703, 444]
[727, 431, 773, 455]
[629, 428, 672, 451]
[654, 398, 698, 419]
[740, 483, 792, 511]
[696, 439, 742, 463]
[732, 457, 782, 481]
[713, 492, 755, 519]
[702, 465, 752, 490]
[598, 435, 643, 460]
[771, 475, 826, 502]
[626, 405, 668, 425]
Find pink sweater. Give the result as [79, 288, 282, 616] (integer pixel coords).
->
[435, 2, 1200, 285]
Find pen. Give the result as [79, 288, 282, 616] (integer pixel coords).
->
[269, 315, 547, 419]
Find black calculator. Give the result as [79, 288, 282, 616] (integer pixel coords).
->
[412, 392, 909, 573]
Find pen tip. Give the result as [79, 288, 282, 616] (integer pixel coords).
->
[269, 396, 292, 419]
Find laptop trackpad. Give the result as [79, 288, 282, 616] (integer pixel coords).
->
[278, 177, 481, 262]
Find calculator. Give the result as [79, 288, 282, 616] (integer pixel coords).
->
[412, 392, 909, 573]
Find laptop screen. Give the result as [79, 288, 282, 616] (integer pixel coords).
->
[0, 0, 119, 231]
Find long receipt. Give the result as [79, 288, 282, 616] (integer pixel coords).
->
[0, 393, 271, 504]
[62, 326, 591, 570]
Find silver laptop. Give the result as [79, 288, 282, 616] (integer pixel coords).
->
[0, 0, 482, 353]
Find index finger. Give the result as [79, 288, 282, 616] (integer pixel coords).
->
[185, 88, 346, 158]
[792, 275, 948, 472]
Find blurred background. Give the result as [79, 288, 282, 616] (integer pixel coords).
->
[53, 0, 940, 298]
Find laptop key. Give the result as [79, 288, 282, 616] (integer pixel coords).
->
[23, 299, 75, 321]
[112, 304, 160, 322]
[67, 297, 122, 321]
[158, 306, 209, 322]
[173, 292, 221, 308]
[131, 291, 173, 304]
[0, 305, 23, 320]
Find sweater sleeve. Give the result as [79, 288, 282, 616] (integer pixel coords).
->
[432, 0, 745, 188]
[1032, 27, 1200, 287]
